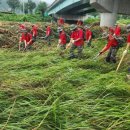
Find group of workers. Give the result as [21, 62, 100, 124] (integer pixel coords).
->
[19, 24, 38, 51]
[18, 17, 130, 76]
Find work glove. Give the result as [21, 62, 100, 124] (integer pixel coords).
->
[27, 42, 29, 45]
[66, 43, 71, 49]
[86, 40, 89, 43]
[123, 50, 128, 55]
[71, 39, 75, 44]
[57, 44, 60, 49]
[58, 39, 61, 44]
[99, 51, 103, 55]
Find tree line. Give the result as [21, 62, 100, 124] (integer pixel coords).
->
[1, 0, 47, 15]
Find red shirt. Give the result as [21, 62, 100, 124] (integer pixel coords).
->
[85, 29, 92, 40]
[59, 31, 67, 45]
[71, 31, 77, 39]
[71, 29, 84, 46]
[20, 33, 33, 45]
[58, 18, 64, 25]
[77, 20, 83, 26]
[46, 26, 51, 36]
[127, 33, 130, 44]
[32, 25, 38, 37]
[114, 26, 121, 36]
[19, 24, 26, 30]
[101, 34, 118, 53]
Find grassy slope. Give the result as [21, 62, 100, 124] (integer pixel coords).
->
[0, 40, 130, 130]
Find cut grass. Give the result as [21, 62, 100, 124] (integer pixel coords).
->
[0, 40, 130, 130]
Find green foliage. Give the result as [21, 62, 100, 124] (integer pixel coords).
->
[7, 0, 20, 12]
[35, 1, 47, 15]
[118, 19, 130, 25]
[84, 18, 100, 24]
[28, 0, 36, 14]
[22, 0, 36, 14]
[91, 26, 103, 38]
[41, 16, 52, 22]
[0, 13, 51, 22]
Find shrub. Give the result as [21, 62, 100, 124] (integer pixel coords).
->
[84, 18, 100, 24]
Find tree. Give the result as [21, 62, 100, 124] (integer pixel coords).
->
[24, 2, 29, 14]
[28, 0, 36, 14]
[35, 1, 47, 15]
[7, 0, 20, 12]
[20, 0, 36, 14]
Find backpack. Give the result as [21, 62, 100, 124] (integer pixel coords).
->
[116, 37, 125, 48]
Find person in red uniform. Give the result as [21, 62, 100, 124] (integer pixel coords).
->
[109, 27, 115, 34]
[44, 25, 52, 45]
[57, 17, 65, 26]
[19, 29, 34, 51]
[77, 19, 83, 26]
[19, 23, 26, 40]
[84, 26, 93, 47]
[99, 28, 119, 63]
[31, 24, 38, 41]
[57, 27, 67, 50]
[113, 24, 121, 37]
[69, 24, 84, 59]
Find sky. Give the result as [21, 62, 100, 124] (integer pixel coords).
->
[41, 0, 55, 5]
[0, 0, 55, 11]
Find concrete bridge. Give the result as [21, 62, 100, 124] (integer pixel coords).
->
[46, 0, 96, 23]
[47, 0, 130, 27]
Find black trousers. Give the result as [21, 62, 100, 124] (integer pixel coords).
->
[106, 46, 119, 63]
[44, 35, 51, 45]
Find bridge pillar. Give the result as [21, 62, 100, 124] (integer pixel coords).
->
[100, 12, 117, 27]
[100, 0, 119, 27]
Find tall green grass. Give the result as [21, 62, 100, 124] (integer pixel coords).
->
[0, 40, 130, 130]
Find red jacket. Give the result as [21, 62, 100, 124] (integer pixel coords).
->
[58, 18, 64, 25]
[127, 33, 130, 44]
[77, 20, 83, 26]
[59, 31, 67, 44]
[101, 34, 118, 53]
[20, 33, 33, 45]
[32, 25, 38, 37]
[46, 26, 51, 36]
[71, 31, 77, 39]
[114, 26, 121, 36]
[71, 29, 84, 46]
[85, 29, 92, 41]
